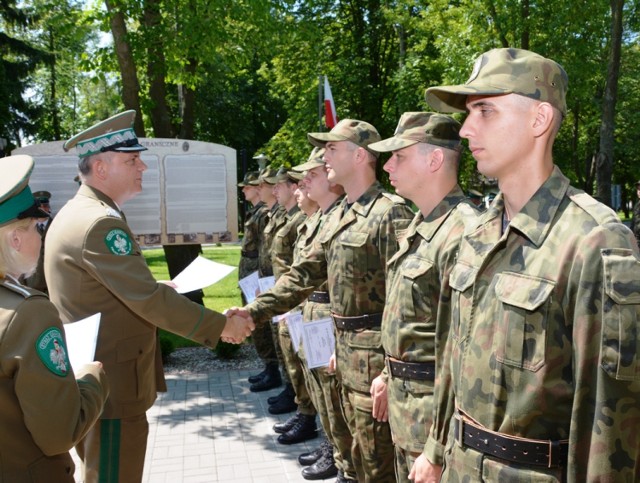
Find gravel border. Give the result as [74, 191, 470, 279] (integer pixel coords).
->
[162, 344, 263, 374]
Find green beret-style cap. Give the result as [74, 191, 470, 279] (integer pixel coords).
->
[369, 112, 461, 153]
[426, 48, 568, 116]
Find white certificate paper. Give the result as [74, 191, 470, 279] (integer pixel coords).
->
[301, 317, 335, 369]
[171, 255, 235, 294]
[287, 312, 304, 353]
[258, 275, 275, 294]
[238, 271, 260, 303]
[63, 313, 101, 371]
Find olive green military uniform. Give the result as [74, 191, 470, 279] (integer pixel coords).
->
[247, 181, 413, 482]
[295, 202, 357, 480]
[429, 168, 640, 481]
[272, 205, 313, 414]
[45, 184, 228, 483]
[381, 187, 477, 480]
[0, 276, 109, 483]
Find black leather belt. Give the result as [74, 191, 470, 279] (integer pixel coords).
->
[308, 291, 330, 303]
[454, 413, 568, 468]
[241, 249, 259, 258]
[332, 312, 382, 331]
[387, 357, 435, 381]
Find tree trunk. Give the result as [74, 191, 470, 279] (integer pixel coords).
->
[104, 0, 145, 136]
[48, 29, 60, 140]
[596, 0, 624, 208]
[178, 58, 198, 139]
[143, 0, 175, 138]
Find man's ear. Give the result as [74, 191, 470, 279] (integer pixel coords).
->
[429, 148, 445, 172]
[532, 102, 555, 138]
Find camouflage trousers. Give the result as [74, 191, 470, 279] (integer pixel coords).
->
[278, 318, 315, 414]
[394, 446, 420, 482]
[253, 318, 277, 364]
[270, 319, 290, 384]
[335, 327, 395, 482]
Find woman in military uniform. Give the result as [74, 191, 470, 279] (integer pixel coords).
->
[0, 154, 109, 482]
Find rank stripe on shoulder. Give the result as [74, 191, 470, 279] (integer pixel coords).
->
[4, 280, 32, 297]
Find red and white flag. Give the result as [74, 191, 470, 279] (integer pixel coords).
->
[324, 76, 338, 128]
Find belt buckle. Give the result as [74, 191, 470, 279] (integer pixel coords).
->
[455, 414, 464, 448]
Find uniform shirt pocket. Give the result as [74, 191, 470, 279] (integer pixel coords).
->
[449, 263, 477, 341]
[338, 231, 369, 281]
[494, 272, 555, 372]
[601, 248, 640, 381]
[399, 257, 434, 321]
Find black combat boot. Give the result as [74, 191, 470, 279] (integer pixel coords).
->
[298, 439, 331, 466]
[247, 365, 268, 384]
[277, 413, 317, 445]
[249, 362, 282, 392]
[267, 386, 289, 405]
[301, 444, 337, 480]
[268, 383, 296, 414]
[273, 412, 300, 434]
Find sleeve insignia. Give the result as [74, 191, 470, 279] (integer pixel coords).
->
[105, 228, 133, 255]
[35, 327, 69, 377]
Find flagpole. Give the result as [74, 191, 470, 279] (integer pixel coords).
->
[319, 74, 324, 131]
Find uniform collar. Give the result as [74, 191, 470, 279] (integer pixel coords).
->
[341, 181, 385, 218]
[475, 165, 569, 247]
[414, 185, 467, 242]
[78, 184, 122, 213]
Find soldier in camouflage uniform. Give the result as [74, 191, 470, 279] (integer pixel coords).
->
[366, 112, 479, 482]
[421, 48, 640, 481]
[269, 166, 316, 426]
[237, 171, 264, 290]
[289, 151, 357, 481]
[235, 119, 414, 482]
[631, 180, 640, 249]
[248, 166, 285, 392]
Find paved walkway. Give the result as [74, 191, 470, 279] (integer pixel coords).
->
[72, 369, 326, 482]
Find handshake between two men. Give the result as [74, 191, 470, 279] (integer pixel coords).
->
[220, 307, 255, 344]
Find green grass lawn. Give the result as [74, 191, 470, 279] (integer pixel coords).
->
[145, 244, 242, 349]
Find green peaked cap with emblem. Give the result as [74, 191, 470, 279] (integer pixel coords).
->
[368, 112, 461, 153]
[0, 155, 50, 226]
[425, 48, 568, 116]
[63, 110, 148, 158]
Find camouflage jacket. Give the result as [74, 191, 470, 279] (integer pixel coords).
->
[632, 200, 640, 249]
[258, 203, 285, 277]
[238, 202, 266, 279]
[272, 205, 305, 280]
[246, 182, 414, 391]
[433, 166, 640, 481]
[382, 186, 478, 454]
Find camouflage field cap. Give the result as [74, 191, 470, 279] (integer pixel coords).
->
[237, 170, 260, 188]
[292, 147, 325, 173]
[269, 166, 303, 183]
[63, 110, 147, 158]
[0, 155, 50, 226]
[425, 48, 568, 116]
[307, 119, 381, 157]
[369, 112, 461, 153]
[258, 166, 280, 184]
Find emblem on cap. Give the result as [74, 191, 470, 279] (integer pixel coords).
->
[105, 228, 133, 255]
[36, 328, 69, 377]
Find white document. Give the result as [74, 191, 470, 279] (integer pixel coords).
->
[287, 312, 304, 353]
[63, 313, 101, 372]
[301, 317, 335, 369]
[258, 275, 275, 294]
[171, 255, 235, 294]
[238, 271, 260, 303]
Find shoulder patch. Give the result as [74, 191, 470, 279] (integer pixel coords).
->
[36, 327, 69, 377]
[105, 228, 133, 255]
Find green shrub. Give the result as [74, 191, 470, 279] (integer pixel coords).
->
[214, 340, 242, 359]
[159, 335, 176, 362]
